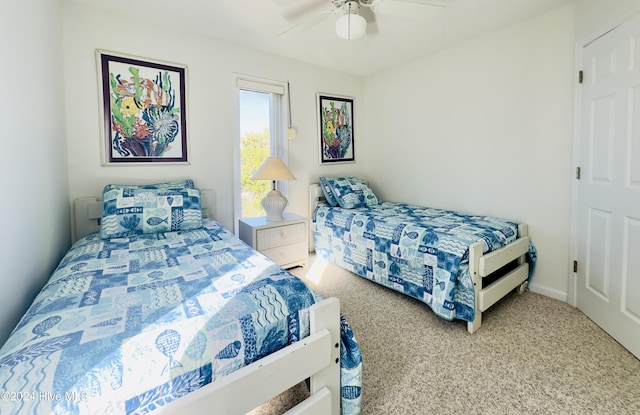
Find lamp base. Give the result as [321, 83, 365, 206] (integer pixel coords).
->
[261, 189, 288, 222]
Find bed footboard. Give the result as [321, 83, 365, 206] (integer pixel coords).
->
[467, 224, 530, 333]
[156, 297, 342, 415]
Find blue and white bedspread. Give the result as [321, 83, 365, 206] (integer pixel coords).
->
[314, 201, 537, 322]
[0, 218, 362, 415]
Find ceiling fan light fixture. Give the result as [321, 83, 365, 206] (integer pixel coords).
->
[335, 6, 366, 40]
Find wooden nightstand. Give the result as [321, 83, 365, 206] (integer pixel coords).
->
[238, 213, 308, 269]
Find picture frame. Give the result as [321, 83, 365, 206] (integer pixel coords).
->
[96, 50, 189, 165]
[317, 93, 355, 164]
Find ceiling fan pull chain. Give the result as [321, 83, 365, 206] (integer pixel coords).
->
[348, 2, 352, 40]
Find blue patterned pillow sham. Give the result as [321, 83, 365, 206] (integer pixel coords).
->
[100, 186, 202, 239]
[323, 177, 378, 209]
[104, 179, 195, 192]
[319, 177, 339, 206]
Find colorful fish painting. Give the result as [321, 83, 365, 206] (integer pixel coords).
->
[319, 95, 354, 163]
[102, 52, 186, 163]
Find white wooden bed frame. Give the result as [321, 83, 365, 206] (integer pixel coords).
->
[73, 191, 343, 415]
[309, 183, 530, 334]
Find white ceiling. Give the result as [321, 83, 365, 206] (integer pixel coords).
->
[68, 0, 574, 77]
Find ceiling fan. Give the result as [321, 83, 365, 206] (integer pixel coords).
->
[278, 0, 448, 41]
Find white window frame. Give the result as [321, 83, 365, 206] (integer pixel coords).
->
[233, 74, 291, 233]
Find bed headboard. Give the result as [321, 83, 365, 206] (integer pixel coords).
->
[308, 183, 325, 221]
[309, 181, 371, 252]
[308, 181, 369, 220]
[308, 183, 325, 252]
[73, 189, 216, 242]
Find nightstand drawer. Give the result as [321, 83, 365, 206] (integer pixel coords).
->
[256, 222, 306, 250]
[261, 242, 307, 267]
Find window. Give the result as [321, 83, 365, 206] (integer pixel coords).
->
[239, 89, 271, 218]
[235, 76, 289, 223]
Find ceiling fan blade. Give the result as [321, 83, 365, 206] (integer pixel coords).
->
[360, 6, 379, 37]
[380, 0, 448, 7]
[280, 0, 328, 21]
[372, 0, 447, 19]
[278, 9, 337, 38]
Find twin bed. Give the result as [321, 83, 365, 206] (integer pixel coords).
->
[310, 177, 536, 334]
[0, 180, 362, 415]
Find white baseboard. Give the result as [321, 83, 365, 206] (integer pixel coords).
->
[528, 283, 568, 304]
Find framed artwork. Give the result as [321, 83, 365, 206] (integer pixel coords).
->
[97, 50, 189, 165]
[317, 93, 355, 164]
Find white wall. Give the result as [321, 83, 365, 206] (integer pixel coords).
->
[575, 0, 640, 42]
[62, 2, 365, 233]
[0, 1, 70, 343]
[362, 4, 576, 300]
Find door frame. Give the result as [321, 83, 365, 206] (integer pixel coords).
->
[569, 10, 640, 307]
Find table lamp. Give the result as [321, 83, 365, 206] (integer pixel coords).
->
[251, 156, 296, 222]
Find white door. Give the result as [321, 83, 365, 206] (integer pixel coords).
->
[576, 14, 640, 359]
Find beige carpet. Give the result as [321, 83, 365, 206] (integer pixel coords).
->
[251, 254, 640, 414]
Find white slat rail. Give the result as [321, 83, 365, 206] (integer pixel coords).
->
[156, 298, 341, 415]
[478, 236, 530, 277]
[478, 263, 529, 312]
[285, 387, 332, 415]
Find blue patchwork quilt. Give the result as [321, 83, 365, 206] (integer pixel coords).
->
[313, 201, 536, 322]
[0, 218, 362, 415]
